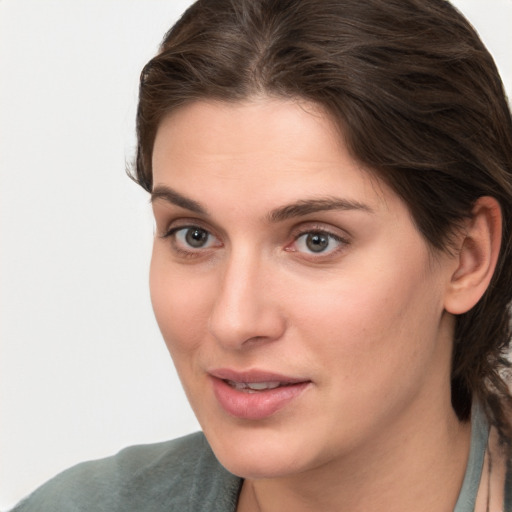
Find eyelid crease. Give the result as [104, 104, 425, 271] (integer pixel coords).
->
[296, 230, 349, 243]
[289, 221, 352, 242]
[160, 224, 203, 239]
[158, 218, 215, 238]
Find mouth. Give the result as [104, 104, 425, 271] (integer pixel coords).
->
[224, 380, 294, 392]
[209, 369, 311, 420]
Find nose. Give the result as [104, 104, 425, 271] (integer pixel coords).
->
[208, 250, 286, 349]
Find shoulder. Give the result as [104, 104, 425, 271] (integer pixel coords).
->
[12, 432, 241, 512]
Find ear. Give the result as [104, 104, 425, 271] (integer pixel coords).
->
[444, 196, 502, 315]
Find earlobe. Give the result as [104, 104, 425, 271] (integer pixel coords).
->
[444, 196, 502, 315]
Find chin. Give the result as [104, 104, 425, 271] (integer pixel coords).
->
[203, 421, 323, 479]
[217, 449, 305, 480]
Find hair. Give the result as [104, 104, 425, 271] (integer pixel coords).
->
[132, 0, 512, 444]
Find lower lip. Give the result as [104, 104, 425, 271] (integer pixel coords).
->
[211, 378, 310, 420]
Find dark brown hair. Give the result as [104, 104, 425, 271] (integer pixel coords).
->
[133, 0, 512, 442]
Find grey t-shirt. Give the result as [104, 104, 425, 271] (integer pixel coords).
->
[11, 406, 509, 511]
[12, 433, 241, 512]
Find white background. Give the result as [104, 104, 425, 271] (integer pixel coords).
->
[1, 0, 511, 509]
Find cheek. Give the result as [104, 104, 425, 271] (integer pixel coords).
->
[291, 248, 444, 374]
[149, 251, 213, 358]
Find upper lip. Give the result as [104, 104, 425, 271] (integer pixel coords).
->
[209, 368, 310, 384]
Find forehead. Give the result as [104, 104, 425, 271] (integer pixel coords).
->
[151, 98, 397, 217]
[153, 97, 341, 165]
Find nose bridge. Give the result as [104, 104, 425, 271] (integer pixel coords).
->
[208, 244, 284, 348]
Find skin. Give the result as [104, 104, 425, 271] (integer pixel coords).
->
[149, 97, 497, 511]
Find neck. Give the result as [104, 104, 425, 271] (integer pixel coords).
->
[237, 402, 471, 512]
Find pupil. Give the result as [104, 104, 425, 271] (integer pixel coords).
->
[306, 233, 329, 252]
[186, 228, 208, 247]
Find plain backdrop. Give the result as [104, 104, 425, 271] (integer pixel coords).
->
[1, 0, 511, 509]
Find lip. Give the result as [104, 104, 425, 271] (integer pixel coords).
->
[209, 368, 311, 420]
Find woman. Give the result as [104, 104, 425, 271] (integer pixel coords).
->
[13, 0, 512, 510]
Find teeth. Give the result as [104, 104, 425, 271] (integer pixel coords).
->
[227, 380, 282, 391]
[247, 382, 281, 390]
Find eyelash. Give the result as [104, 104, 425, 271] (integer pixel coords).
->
[160, 224, 349, 259]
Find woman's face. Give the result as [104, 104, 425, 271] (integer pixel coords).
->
[150, 98, 458, 479]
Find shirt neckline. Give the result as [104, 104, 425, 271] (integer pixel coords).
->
[453, 403, 489, 512]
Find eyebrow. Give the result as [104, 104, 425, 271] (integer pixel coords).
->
[267, 197, 374, 222]
[151, 185, 373, 221]
[151, 185, 208, 215]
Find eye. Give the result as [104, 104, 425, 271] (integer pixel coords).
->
[293, 230, 347, 255]
[163, 225, 221, 253]
[176, 227, 211, 248]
